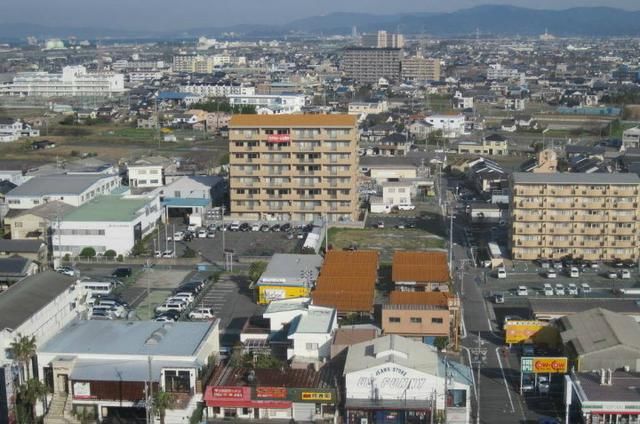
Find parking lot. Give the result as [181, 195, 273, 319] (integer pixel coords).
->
[151, 221, 305, 262]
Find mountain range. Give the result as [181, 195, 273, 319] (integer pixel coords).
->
[1, 5, 640, 41]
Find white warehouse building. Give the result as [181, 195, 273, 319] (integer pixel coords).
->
[227, 94, 307, 114]
[53, 195, 161, 257]
[1, 66, 126, 97]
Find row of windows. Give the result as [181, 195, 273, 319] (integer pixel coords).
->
[56, 229, 106, 236]
[388, 317, 444, 324]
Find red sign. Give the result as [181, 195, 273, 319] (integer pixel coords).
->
[255, 387, 288, 399]
[210, 387, 249, 400]
[267, 134, 291, 143]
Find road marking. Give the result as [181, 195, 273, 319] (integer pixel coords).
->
[495, 346, 516, 413]
[460, 314, 467, 339]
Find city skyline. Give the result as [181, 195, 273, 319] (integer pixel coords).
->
[1, 0, 640, 31]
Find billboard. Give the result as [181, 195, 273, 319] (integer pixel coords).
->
[267, 134, 291, 143]
[521, 357, 568, 374]
[504, 320, 547, 344]
[255, 387, 288, 400]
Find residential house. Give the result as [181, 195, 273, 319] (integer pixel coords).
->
[0, 239, 47, 265]
[623, 126, 640, 149]
[287, 305, 338, 365]
[369, 181, 412, 213]
[425, 114, 467, 138]
[456, 134, 508, 156]
[4, 201, 75, 240]
[127, 156, 177, 188]
[329, 327, 380, 359]
[375, 133, 409, 156]
[0, 256, 38, 286]
[392, 251, 450, 292]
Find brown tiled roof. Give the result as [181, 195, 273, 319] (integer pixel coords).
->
[389, 291, 453, 307]
[311, 250, 378, 314]
[209, 366, 336, 388]
[332, 328, 379, 346]
[229, 114, 357, 128]
[392, 251, 450, 283]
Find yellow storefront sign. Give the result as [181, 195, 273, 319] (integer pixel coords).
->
[521, 357, 568, 374]
[504, 320, 547, 344]
[257, 285, 310, 304]
[301, 392, 332, 401]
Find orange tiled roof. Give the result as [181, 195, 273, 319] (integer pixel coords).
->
[389, 291, 453, 308]
[392, 251, 450, 283]
[311, 250, 379, 314]
[229, 114, 357, 128]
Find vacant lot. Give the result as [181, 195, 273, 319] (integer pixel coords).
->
[328, 227, 445, 263]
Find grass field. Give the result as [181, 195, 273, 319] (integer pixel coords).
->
[134, 290, 173, 320]
[327, 227, 445, 263]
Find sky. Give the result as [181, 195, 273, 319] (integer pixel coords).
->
[2, 0, 639, 31]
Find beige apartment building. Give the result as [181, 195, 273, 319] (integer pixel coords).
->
[228, 114, 359, 222]
[510, 173, 640, 261]
[401, 56, 441, 81]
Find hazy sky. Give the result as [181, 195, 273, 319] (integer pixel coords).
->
[2, 0, 639, 31]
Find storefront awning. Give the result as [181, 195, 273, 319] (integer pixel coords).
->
[346, 398, 432, 411]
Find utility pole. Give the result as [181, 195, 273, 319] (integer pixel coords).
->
[147, 355, 153, 424]
[172, 223, 176, 258]
[469, 332, 488, 424]
[449, 202, 455, 275]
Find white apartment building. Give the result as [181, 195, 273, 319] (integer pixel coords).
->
[370, 181, 413, 213]
[179, 83, 255, 97]
[487, 64, 520, 80]
[127, 157, 175, 188]
[348, 101, 389, 116]
[287, 305, 337, 363]
[425, 114, 467, 138]
[127, 71, 164, 84]
[1, 66, 125, 97]
[623, 126, 640, 149]
[228, 94, 307, 114]
[5, 174, 121, 210]
[53, 195, 161, 257]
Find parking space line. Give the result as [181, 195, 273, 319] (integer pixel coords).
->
[495, 346, 516, 413]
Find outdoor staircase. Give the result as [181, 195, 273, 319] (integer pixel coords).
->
[43, 393, 82, 424]
[161, 393, 202, 424]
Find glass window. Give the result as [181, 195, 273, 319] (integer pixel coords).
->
[389, 317, 401, 323]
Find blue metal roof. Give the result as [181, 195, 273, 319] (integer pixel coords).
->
[156, 91, 195, 100]
[162, 197, 210, 207]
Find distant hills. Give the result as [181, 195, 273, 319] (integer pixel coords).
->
[2, 5, 640, 41]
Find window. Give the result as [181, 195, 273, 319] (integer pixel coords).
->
[432, 317, 444, 324]
[305, 343, 319, 350]
[389, 317, 401, 323]
[410, 317, 422, 323]
[14, 222, 22, 228]
[242, 408, 251, 415]
[164, 370, 191, 393]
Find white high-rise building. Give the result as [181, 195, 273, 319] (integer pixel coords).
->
[1, 65, 126, 97]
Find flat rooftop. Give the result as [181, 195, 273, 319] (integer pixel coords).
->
[257, 254, 323, 287]
[576, 370, 640, 402]
[230, 114, 357, 128]
[7, 174, 107, 197]
[512, 172, 640, 185]
[40, 320, 217, 358]
[529, 299, 640, 316]
[62, 195, 153, 222]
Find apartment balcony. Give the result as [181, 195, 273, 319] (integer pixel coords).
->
[574, 214, 606, 223]
[548, 187, 574, 196]
[610, 227, 636, 236]
[234, 193, 257, 200]
[580, 201, 607, 209]
[548, 202, 573, 209]
[298, 170, 318, 176]
[514, 239, 544, 248]
[547, 227, 572, 235]
[515, 213, 544, 222]
[514, 187, 543, 196]
[580, 188, 608, 196]
[577, 227, 606, 236]
[611, 215, 636, 223]
[518, 201, 543, 209]
[611, 188, 639, 197]
[513, 225, 543, 235]
[611, 201, 637, 210]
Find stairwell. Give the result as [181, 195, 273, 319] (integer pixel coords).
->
[43, 393, 82, 424]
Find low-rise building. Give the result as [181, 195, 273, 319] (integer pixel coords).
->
[204, 366, 338, 421]
[4, 174, 120, 210]
[392, 251, 450, 292]
[0, 239, 47, 264]
[559, 308, 640, 372]
[348, 101, 389, 116]
[53, 195, 161, 257]
[425, 114, 467, 138]
[256, 254, 323, 304]
[370, 180, 413, 213]
[623, 126, 640, 149]
[0, 118, 39, 142]
[38, 319, 220, 423]
[127, 156, 177, 188]
[228, 94, 307, 114]
[330, 327, 380, 359]
[3, 201, 75, 240]
[383, 291, 461, 349]
[344, 335, 472, 424]
[456, 134, 508, 156]
[311, 250, 378, 316]
[0, 272, 83, 423]
[0, 255, 38, 286]
[287, 305, 337, 364]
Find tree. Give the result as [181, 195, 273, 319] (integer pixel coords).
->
[427, 130, 444, 146]
[433, 336, 449, 351]
[9, 334, 37, 383]
[103, 249, 117, 259]
[131, 240, 146, 257]
[79, 247, 96, 258]
[219, 153, 229, 166]
[248, 261, 267, 283]
[153, 390, 175, 424]
[17, 379, 48, 422]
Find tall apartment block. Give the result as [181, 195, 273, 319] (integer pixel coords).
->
[228, 115, 359, 223]
[510, 173, 640, 261]
[362, 31, 405, 48]
[342, 47, 402, 83]
[402, 57, 441, 81]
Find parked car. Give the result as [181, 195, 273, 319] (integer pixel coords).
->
[554, 284, 565, 296]
[280, 223, 291, 232]
[270, 224, 281, 232]
[398, 204, 416, 211]
[567, 283, 578, 295]
[545, 270, 557, 279]
[155, 302, 185, 313]
[260, 224, 271, 232]
[569, 267, 579, 278]
[162, 250, 174, 258]
[229, 221, 241, 231]
[538, 375, 550, 394]
[521, 374, 535, 392]
[239, 223, 251, 232]
[172, 231, 184, 241]
[155, 315, 176, 322]
[497, 268, 507, 279]
[56, 266, 76, 277]
[580, 283, 592, 294]
[376, 221, 385, 229]
[543, 284, 554, 296]
[517, 286, 528, 296]
[607, 271, 618, 279]
[620, 269, 631, 279]
[197, 228, 207, 238]
[189, 307, 215, 320]
[156, 310, 181, 321]
[207, 230, 216, 238]
[112, 268, 132, 278]
[493, 293, 504, 304]
[251, 223, 261, 231]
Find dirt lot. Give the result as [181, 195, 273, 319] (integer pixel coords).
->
[328, 227, 445, 263]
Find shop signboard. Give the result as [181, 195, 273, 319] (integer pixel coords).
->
[505, 321, 547, 344]
[521, 357, 568, 374]
[267, 134, 291, 143]
[255, 387, 288, 400]
[288, 388, 335, 403]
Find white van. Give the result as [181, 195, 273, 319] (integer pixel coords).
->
[569, 267, 579, 278]
[543, 284, 554, 296]
[229, 221, 241, 231]
[78, 278, 115, 297]
[497, 268, 507, 279]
